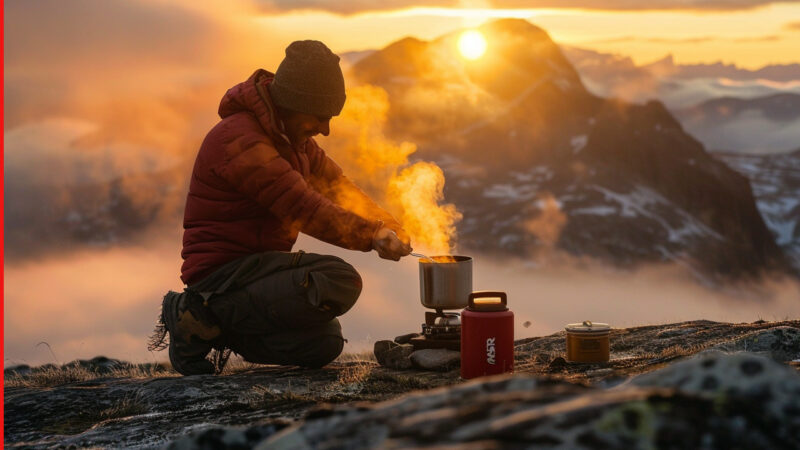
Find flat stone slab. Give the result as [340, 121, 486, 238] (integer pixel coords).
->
[410, 349, 461, 371]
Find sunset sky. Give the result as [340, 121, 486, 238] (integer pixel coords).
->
[101, 0, 800, 69]
[253, 1, 800, 68]
[7, 0, 800, 133]
[9, 0, 799, 77]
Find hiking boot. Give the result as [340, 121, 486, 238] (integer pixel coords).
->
[162, 290, 221, 375]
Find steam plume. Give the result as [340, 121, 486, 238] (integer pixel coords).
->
[319, 84, 463, 254]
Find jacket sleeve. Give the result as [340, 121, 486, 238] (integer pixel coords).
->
[308, 141, 409, 244]
[214, 132, 381, 252]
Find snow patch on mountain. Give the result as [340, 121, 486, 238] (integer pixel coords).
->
[570, 135, 587, 153]
[588, 185, 722, 243]
[714, 150, 800, 269]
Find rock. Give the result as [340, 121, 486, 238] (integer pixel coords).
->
[548, 357, 567, 370]
[62, 356, 127, 374]
[166, 423, 287, 450]
[630, 352, 800, 425]
[394, 333, 422, 345]
[260, 353, 800, 448]
[706, 326, 800, 361]
[656, 327, 696, 338]
[374, 341, 414, 369]
[4, 364, 31, 376]
[585, 368, 613, 377]
[3, 363, 363, 448]
[410, 349, 460, 371]
[373, 340, 399, 366]
[384, 344, 415, 370]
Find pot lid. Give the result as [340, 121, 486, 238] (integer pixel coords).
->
[565, 320, 611, 332]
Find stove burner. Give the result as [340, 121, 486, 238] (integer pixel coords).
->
[434, 314, 461, 327]
[410, 310, 462, 351]
[423, 311, 461, 334]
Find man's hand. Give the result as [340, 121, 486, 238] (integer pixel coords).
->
[372, 227, 411, 261]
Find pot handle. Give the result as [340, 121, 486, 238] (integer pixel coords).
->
[468, 291, 507, 308]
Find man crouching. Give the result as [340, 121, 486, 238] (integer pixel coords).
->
[149, 40, 411, 375]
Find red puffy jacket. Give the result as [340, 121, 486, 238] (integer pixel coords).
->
[181, 69, 401, 285]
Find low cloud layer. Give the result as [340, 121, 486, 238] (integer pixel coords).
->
[6, 236, 799, 366]
[563, 45, 800, 111]
[3, 0, 274, 260]
[255, 0, 778, 15]
[681, 113, 800, 153]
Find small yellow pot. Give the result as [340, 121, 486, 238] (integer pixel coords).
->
[565, 321, 610, 363]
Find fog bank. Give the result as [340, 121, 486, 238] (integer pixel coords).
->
[6, 236, 798, 367]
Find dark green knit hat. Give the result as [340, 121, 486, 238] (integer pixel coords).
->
[268, 40, 346, 117]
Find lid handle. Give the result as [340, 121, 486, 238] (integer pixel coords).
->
[468, 291, 507, 308]
[583, 320, 592, 327]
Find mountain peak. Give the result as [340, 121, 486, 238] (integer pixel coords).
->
[354, 18, 585, 102]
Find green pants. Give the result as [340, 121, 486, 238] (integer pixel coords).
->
[189, 251, 362, 368]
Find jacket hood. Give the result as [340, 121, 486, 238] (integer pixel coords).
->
[218, 69, 283, 141]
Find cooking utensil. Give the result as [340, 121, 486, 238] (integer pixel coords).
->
[419, 255, 473, 310]
[411, 252, 433, 261]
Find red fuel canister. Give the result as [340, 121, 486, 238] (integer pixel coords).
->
[461, 291, 514, 379]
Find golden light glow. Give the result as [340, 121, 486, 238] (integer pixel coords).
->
[458, 30, 488, 60]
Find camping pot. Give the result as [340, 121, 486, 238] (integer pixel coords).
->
[419, 255, 473, 310]
[565, 321, 611, 363]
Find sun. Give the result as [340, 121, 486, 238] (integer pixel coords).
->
[458, 30, 487, 60]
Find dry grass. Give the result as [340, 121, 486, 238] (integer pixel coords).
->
[364, 371, 431, 391]
[99, 393, 149, 421]
[5, 365, 98, 388]
[6, 350, 380, 389]
[249, 384, 317, 410]
[109, 364, 175, 379]
[4, 363, 175, 388]
[336, 350, 377, 363]
[336, 360, 376, 386]
[634, 343, 709, 362]
[217, 351, 378, 377]
[518, 349, 563, 371]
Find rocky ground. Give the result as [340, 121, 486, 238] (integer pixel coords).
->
[5, 319, 800, 449]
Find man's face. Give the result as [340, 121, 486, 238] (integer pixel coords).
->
[281, 110, 332, 145]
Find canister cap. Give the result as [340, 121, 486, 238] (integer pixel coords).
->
[467, 291, 508, 312]
[565, 320, 611, 332]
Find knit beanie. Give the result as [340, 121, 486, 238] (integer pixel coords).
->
[268, 40, 346, 117]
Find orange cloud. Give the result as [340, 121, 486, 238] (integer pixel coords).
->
[593, 35, 783, 44]
[784, 21, 800, 31]
[254, 0, 777, 15]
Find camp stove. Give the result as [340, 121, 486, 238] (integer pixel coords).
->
[409, 309, 461, 351]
